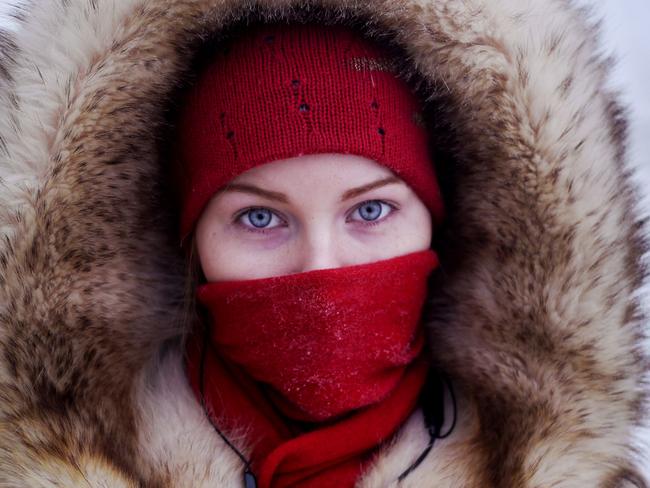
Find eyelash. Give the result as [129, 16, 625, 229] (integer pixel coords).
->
[233, 200, 398, 234]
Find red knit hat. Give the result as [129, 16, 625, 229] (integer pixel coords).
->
[175, 22, 444, 242]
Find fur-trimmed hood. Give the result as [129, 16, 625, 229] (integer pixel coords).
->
[0, 0, 649, 486]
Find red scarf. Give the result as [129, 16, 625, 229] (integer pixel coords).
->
[185, 250, 439, 487]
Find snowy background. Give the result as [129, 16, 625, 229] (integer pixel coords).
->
[1, 0, 649, 479]
[581, 0, 650, 477]
[593, 0, 650, 209]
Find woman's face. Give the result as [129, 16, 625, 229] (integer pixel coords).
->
[195, 153, 432, 281]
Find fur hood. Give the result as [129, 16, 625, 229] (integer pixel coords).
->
[0, 0, 649, 486]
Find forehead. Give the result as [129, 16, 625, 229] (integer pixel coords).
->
[230, 153, 397, 186]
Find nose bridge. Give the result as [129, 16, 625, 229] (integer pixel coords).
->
[300, 217, 340, 272]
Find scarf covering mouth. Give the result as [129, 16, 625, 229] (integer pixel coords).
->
[186, 249, 439, 486]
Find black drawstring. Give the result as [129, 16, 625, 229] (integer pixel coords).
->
[397, 369, 457, 482]
[437, 373, 457, 440]
[198, 325, 456, 487]
[198, 324, 258, 487]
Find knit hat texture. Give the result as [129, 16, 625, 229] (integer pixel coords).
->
[175, 22, 444, 241]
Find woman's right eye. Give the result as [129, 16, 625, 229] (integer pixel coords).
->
[235, 207, 286, 232]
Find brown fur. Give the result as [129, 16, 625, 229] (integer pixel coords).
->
[0, 0, 648, 486]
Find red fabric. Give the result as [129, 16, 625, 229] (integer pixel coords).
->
[174, 22, 444, 242]
[185, 250, 439, 487]
[196, 249, 438, 422]
[186, 335, 430, 488]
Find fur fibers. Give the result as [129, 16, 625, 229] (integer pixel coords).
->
[0, 0, 648, 486]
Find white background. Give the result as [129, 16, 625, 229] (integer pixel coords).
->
[594, 0, 650, 208]
[589, 1, 650, 475]
[1, 0, 650, 478]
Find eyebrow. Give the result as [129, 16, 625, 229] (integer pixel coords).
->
[220, 176, 402, 203]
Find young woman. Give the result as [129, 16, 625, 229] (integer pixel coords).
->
[174, 23, 449, 486]
[0, 1, 647, 487]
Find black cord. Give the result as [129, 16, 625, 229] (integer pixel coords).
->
[397, 370, 457, 483]
[437, 372, 457, 440]
[198, 324, 257, 487]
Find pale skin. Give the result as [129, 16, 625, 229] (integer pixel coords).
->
[195, 153, 433, 281]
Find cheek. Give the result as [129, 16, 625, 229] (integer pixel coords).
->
[207, 251, 298, 281]
[196, 224, 295, 281]
[195, 219, 242, 282]
[352, 205, 432, 257]
[407, 204, 433, 249]
[201, 249, 249, 282]
[198, 238, 260, 282]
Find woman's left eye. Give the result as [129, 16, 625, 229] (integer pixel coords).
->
[348, 200, 396, 224]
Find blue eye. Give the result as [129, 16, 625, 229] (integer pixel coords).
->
[349, 200, 395, 223]
[236, 201, 395, 233]
[358, 201, 382, 221]
[237, 207, 285, 231]
[247, 208, 272, 228]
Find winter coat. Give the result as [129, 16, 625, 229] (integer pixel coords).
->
[0, 0, 648, 486]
